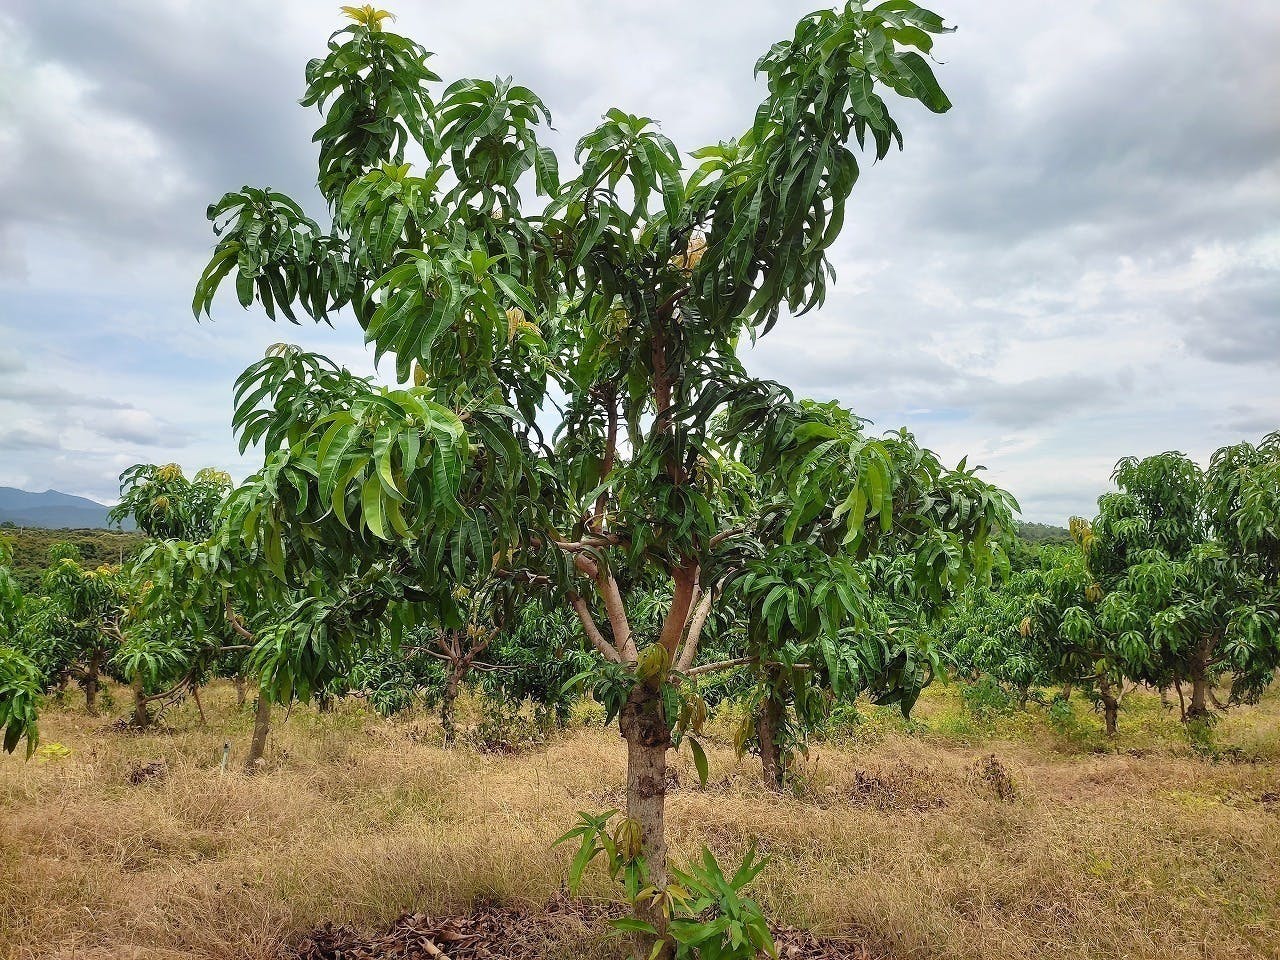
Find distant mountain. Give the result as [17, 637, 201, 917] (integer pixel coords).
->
[0, 487, 134, 530]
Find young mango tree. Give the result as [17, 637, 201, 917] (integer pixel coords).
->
[109, 463, 232, 541]
[940, 532, 1140, 735]
[476, 602, 596, 725]
[123, 520, 315, 768]
[711, 417, 1016, 788]
[0, 536, 21, 635]
[188, 4, 984, 954]
[1085, 437, 1280, 721]
[33, 554, 129, 717]
[100, 464, 239, 727]
[327, 597, 595, 741]
[0, 538, 41, 755]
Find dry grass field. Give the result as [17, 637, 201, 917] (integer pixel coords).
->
[2, 683, 1279, 960]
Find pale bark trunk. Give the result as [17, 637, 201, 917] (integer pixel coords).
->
[131, 674, 152, 730]
[621, 684, 672, 960]
[1098, 676, 1119, 737]
[245, 691, 272, 774]
[234, 674, 248, 708]
[1187, 636, 1213, 721]
[441, 670, 462, 747]
[84, 651, 102, 716]
[757, 688, 786, 791]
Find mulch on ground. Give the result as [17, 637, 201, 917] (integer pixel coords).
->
[286, 897, 882, 959]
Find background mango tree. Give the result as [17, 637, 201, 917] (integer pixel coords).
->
[941, 535, 1134, 733]
[29, 549, 130, 718]
[1084, 437, 1280, 722]
[705, 413, 1015, 788]
[0, 537, 41, 755]
[100, 464, 237, 728]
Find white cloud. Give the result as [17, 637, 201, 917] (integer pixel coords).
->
[0, 0, 1277, 518]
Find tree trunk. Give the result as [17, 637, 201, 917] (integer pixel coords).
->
[234, 674, 248, 708]
[1098, 677, 1119, 737]
[1188, 675, 1209, 720]
[1187, 636, 1213, 721]
[244, 691, 272, 774]
[1175, 679, 1186, 720]
[440, 668, 463, 747]
[757, 689, 786, 791]
[191, 685, 207, 724]
[1060, 681, 1073, 702]
[84, 651, 102, 716]
[131, 674, 152, 730]
[620, 684, 672, 960]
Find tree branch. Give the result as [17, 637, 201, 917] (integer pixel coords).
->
[709, 527, 747, 550]
[684, 656, 811, 678]
[598, 570, 634, 659]
[569, 593, 622, 663]
[685, 656, 756, 677]
[225, 602, 255, 643]
[676, 585, 716, 673]
[493, 568, 552, 588]
[561, 543, 633, 656]
[658, 563, 698, 656]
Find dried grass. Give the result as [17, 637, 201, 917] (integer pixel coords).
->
[2, 683, 1278, 960]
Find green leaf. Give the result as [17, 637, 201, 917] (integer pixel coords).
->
[689, 737, 709, 787]
[890, 51, 952, 113]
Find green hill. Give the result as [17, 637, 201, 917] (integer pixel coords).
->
[0, 526, 145, 593]
[1016, 521, 1071, 545]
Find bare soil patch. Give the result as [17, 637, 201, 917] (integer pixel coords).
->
[287, 898, 881, 959]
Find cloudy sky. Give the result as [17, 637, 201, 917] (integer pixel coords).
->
[0, 1, 1276, 522]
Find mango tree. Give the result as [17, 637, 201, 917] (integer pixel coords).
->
[0, 537, 21, 635]
[1086, 437, 1280, 721]
[328, 598, 594, 740]
[940, 531, 1139, 734]
[109, 464, 232, 541]
[0, 538, 40, 754]
[100, 464, 237, 726]
[479, 602, 596, 725]
[710, 416, 1015, 788]
[122, 523, 302, 768]
[33, 554, 129, 717]
[190, 4, 980, 954]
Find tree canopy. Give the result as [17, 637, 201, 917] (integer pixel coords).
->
[189, 5, 1004, 954]
[2, 5, 1018, 956]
